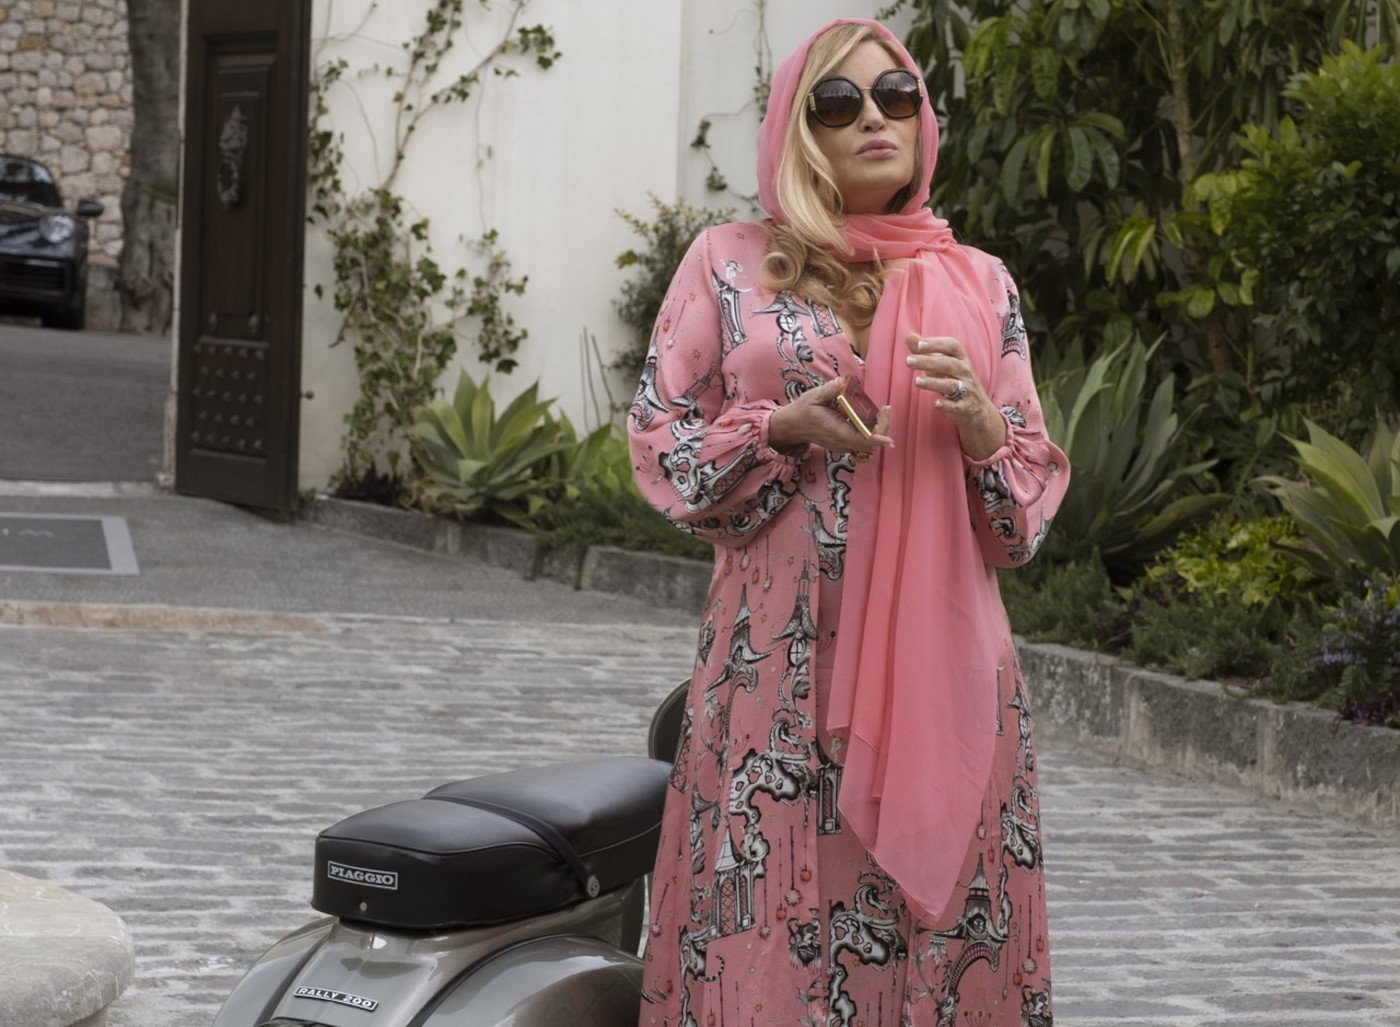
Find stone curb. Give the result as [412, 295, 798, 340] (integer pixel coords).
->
[301, 495, 714, 606]
[0, 869, 135, 1027]
[305, 496, 1400, 832]
[1020, 642, 1400, 832]
[0, 601, 329, 634]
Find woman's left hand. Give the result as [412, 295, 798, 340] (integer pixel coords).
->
[905, 333, 1007, 461]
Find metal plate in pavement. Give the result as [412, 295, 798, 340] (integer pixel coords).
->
[0, 513, 138, 574]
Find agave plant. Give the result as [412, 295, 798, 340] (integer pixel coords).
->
[1038, 337, 1223, 568]
[1259, 419, 1400, 583]
[408, 371, 573, 528]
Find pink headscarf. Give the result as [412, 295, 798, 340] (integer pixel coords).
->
[759, 19, 1008, 925]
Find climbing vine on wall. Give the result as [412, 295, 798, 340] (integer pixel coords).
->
[688, 0, 772, 202]
[309, 0, 559, 486]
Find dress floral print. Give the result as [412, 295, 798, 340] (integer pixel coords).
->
[629, 222, 1065, 1026]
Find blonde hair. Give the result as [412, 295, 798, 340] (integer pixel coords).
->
[761, 25, 923, 332]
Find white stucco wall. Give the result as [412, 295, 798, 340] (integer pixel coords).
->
[299, 0, 903, 489]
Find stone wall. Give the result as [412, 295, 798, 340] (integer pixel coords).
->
[0, 0, 132, 261]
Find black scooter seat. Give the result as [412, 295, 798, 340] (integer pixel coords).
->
[312, 756, 671, 930]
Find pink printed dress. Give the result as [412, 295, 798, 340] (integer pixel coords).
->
[629, 221, 1065, 1026]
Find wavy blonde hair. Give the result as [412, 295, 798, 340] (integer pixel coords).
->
[761, 24, 923, 334]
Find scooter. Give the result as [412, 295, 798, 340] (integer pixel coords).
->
[212, 680, 689, 1027]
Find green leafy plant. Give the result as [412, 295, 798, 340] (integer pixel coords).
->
[1138, 514, 1311, 608]
[322, 187, 465, 484]
[1316, 577, 1400, 726]
[535, 438, 714, 562]
[1258, 419, 1400, 583]
[521, 344, 713, 561]
[1264, 576, 1400, 726]
[536, 485, 713, 562]
[309, 1, 559, 486]
[998, 555, 1128, 651]
[1127, 515, 1308, 682]
[550, 421, 634, 501]
[686, 1, 773, 199]
[1127, 589, 1292, 683]
[1038, 335, 1224, 570]
[900, 0, 1398, 391]
[1177, 370, 1306, 516]
[466, 229, 530, 374]
[613, 196, 735, 379]
[408, 371, 572, 528]
[1195, 43, 1400, 434]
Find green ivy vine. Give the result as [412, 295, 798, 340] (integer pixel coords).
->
[466, 228, 529, 374]
[309, 0, 559, 485]
[688, 0, 771, 201]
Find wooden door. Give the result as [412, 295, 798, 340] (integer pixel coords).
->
[175, 0, 310, 514]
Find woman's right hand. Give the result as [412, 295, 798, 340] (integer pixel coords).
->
[767, 378, 893, 457]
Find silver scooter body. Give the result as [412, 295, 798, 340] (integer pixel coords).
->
[212, 882, 645, 1026]
[213, 682, 689, 1027]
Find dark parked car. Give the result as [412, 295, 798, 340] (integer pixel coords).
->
[0, 154, 103, 330]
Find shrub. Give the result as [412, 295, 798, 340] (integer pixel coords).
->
[533, 421, 712, 561]
[1179, 371, 1307, 516]
[1198, 43, 1400, 432]
[550, 420, 634, 503]
[999, 555, 1128, 651]
[613, 196, 735, 379]
[897, 0, 1384, 387]
[1124, 515, 1302, 680]
[1138, 514, 1312, 608]
[407, 375, 711, 557]
[326, 188, 463, 485]
[1127, 591, 1291, 683]
[535, 483, 713, 562]
[330, 465, 409, 507]
[1264, 577, 1400, 727]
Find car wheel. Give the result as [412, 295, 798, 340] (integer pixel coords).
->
[43, 303, 85, 331]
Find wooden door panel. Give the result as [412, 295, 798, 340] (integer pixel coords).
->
[176, 2, 308, 513]
[203, 46, 272, 337]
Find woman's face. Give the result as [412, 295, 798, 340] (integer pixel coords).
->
[809, 41, 919, 216]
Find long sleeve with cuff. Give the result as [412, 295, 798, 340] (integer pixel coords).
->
[628, 227, 814, 548]
[963, 266, 1070, 569]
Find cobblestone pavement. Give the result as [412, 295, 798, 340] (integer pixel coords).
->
[1, 613, 1398, 1026]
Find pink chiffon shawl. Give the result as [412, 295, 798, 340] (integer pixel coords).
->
[759, 19, 1008, 925]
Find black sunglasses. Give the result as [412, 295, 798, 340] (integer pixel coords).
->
[806, 68, 923, 128]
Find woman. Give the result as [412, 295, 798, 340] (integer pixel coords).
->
[628, 18, 1068, 1026]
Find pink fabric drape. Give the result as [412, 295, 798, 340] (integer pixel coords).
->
[757, 18, 1010, 924]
